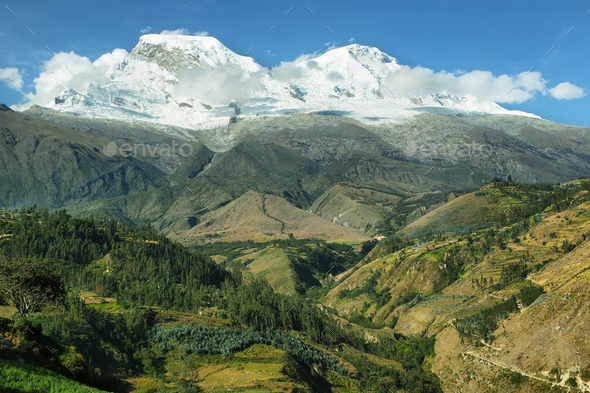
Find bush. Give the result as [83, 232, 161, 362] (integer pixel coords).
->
[12, 317, 42, 340]
[509, 371, 524, 385]
[60, 346, 88, 376]
[565, 377, 577, 387]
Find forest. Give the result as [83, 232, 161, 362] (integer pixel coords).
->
[0, 206, 441, 392]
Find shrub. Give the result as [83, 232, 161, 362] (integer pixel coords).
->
[12, 317, 42, 340]
[565, 377, 577, 387]
[60, 346, 88, 376]
[0, 317, 11, 333]
[509, 371, 524, 384]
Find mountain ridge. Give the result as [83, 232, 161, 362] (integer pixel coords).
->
[28, 34, 540, 137]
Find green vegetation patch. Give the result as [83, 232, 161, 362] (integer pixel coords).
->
[151, 324, 350, 376]
[0, 359, 110, 393]
[454, 296, 519, 343]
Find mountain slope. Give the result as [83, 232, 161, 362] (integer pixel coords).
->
[318, 178, 590, 391]
[9, 101, 590, 241]
[171, 190, 371, 244]
[401, 192, 496, 235]
[0, 104, 168, 209]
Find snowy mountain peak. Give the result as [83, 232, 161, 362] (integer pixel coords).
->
[305, 44, 402, 84]
[41, 35, 540, 138]
[340, 44, 400, 65]
[139, 33, 223, 47]
[135, 34, 259, 70]
[113, 34, 261, 80]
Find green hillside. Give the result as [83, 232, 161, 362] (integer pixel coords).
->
[0, 207, 442, 392]
[0, 359, 111, 393]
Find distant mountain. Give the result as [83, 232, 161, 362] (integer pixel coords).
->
[34, 34, 537, 141]
[4, 36, 590, 238]
[63, 136, 488, 239]
[14, 102, 589, 239]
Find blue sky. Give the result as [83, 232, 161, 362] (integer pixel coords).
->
[1, 0, 589, 126]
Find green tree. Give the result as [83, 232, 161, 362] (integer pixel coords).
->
[0, 255, 66, 318]
[166, 348, 203, 393]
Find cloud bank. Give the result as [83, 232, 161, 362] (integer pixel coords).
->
[13, 38, 586, 109]
[383, 66, 557, 104]
[18, 49, 128, 108]
[173, 64, 268, 104]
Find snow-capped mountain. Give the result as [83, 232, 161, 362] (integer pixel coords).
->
[46, 34, 539, 136]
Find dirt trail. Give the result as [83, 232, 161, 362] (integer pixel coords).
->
[465, 351, 571, 390]
[261, 194, 286, 234]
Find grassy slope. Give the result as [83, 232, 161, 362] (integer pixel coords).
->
[235, 246, 300, 295]
[0, 359, 110, 393]
[402, 192, 494, 234]
[308, 183, 404, 232]
[171, 190, 370, 244]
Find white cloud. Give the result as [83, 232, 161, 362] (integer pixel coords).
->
[173, 63, 268, 105]
[327, 71, 344, 81]
[548, 82, 586, 100]
[159, 28, 208, 36]
[383, 66, 548, 104]
[269, 54, 314, 82]
[18, 49, 128, 108]
[0, 67, 23, 90]
[140, 26, 152, 34]
[348, 37, 355, 43]
[306, 60, 319, 70]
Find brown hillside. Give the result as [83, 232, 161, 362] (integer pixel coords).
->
[402, 192, 495, 234]
[172, 190, 371, 244]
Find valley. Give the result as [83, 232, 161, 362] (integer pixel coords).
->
[2, 165, 590, 392]
[1, 30, 590, 393]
